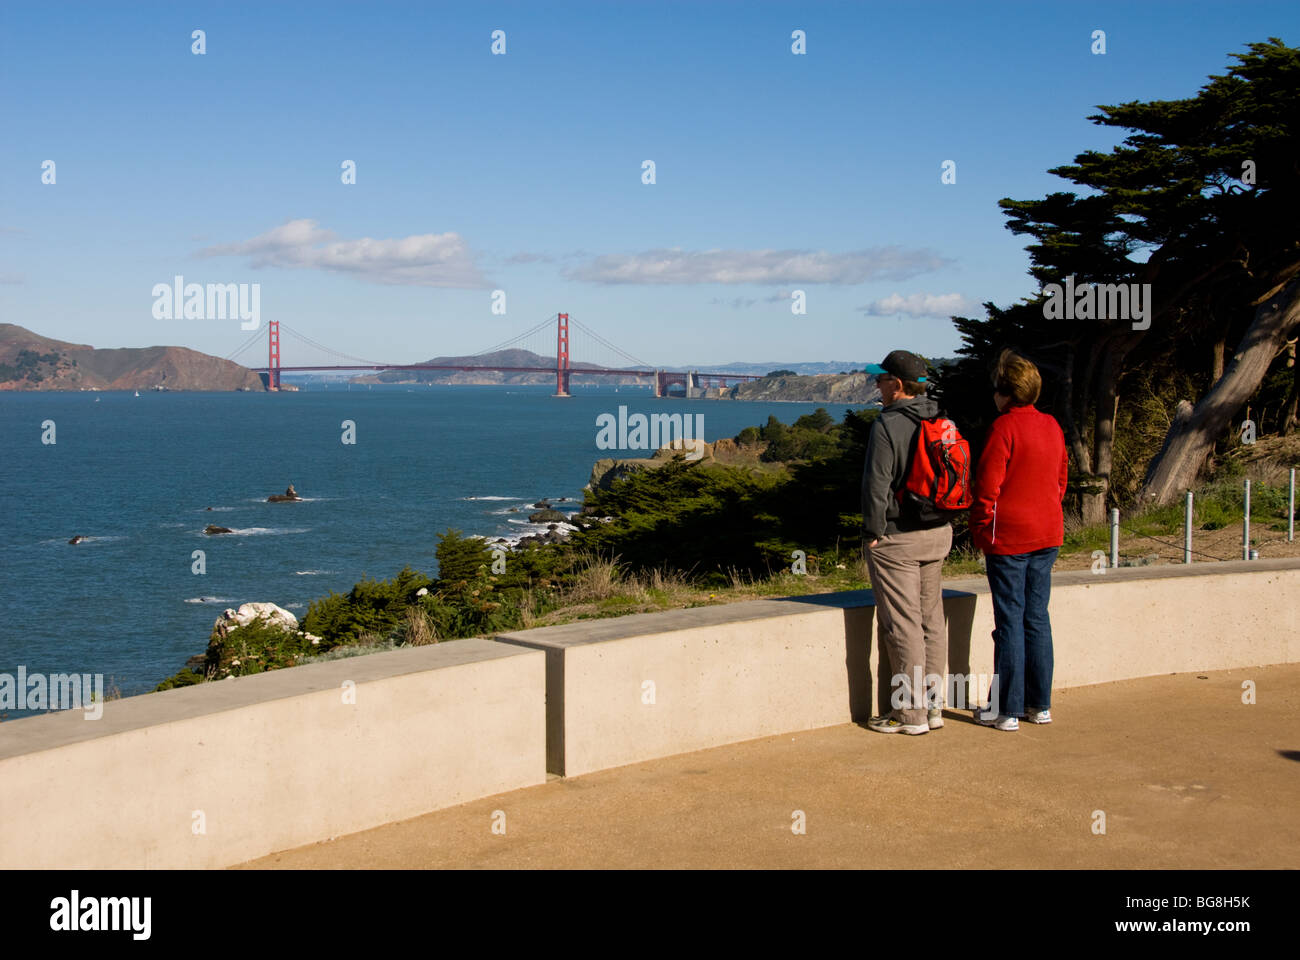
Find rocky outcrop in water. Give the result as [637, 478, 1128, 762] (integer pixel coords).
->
[267, 484, 302, 502]
[529, 508, 567, 524]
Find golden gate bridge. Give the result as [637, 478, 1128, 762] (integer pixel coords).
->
[224, 313, 763, 398]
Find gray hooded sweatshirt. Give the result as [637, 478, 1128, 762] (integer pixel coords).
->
[860, 394, 946, 541]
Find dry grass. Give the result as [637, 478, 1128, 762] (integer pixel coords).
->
[518, 589, 538, 630]
[565, 553, 624, 602]
[401, 605, 438, 646]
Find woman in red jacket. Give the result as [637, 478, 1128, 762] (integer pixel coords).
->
[969, 351, 1069, 731]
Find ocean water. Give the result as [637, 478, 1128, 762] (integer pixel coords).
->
[0, 384, 869, 704]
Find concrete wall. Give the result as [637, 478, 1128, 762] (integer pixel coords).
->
[2, 559, 1296, 867]
[0, 638, 545, 869]
[498, 559, 1300, 777]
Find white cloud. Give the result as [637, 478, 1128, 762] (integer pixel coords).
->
[564, 246, 949, 285]
[860, 292, 977, 319]
[198, 219, 490, 288]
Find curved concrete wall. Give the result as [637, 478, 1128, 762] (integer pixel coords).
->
[498, 559, 1300, 777]
[0, 638, 545, 869]
[1, 559, 1295, 867]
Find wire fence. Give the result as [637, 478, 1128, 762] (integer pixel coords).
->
[1105, 469, 1296, 567]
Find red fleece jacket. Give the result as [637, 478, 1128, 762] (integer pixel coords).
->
[970, 404, 1069, 555]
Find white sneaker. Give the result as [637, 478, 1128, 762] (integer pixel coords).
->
[927, 708, 944, 729]
[975, 710, 1019, 731]
[1025, 709, 1052, 724]
[867, 715, 928, 736]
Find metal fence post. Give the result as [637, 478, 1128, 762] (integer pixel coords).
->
[1243, 479, 1251, 561]
[1289, 468, 1296, 543]
[1184, 491, 1193, 564]
[1110, 508, 1119, 570]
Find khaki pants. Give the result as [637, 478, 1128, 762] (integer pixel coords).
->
[865, 525, 953, 726]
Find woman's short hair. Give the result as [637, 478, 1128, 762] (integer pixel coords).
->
[993, 350, 1041, 406]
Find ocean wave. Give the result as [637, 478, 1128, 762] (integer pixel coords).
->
[242, 497, 331, 503]
[44, 535, 124, 545]
[505, 518, 579, 531]
[201, 506, 238, 512]
[184, 597, 232, 604]
[217, 527, 311, 536]
[462, 495, 524, 501]
[293, 569, 334, 576]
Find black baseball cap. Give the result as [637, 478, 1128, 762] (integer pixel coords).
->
[864, 349, 928, 382]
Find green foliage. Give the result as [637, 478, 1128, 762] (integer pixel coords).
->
[211, 619, 318, 677]
[303, 565, 433, 645]
[759, 408, 843, 462]
[571, 407, 879, 583]
[435, 529, 494, 581]
[154, 668, 205, 691]
[0, 349, 61, 382]
[765, 369, 797, 377]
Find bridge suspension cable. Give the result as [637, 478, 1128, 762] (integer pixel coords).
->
[471, 314, 558, 358]
[569, 316, 652, 369]
[224, 326, 265, 364]
[279, 323, 391, 366]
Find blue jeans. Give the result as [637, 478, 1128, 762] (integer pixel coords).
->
[984, 547, 1058, 717]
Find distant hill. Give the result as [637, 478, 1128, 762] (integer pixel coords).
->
[0, 324, 264, 391]
[668, 361, 870, 377]
[724, 357, 961, 403]
[729, 371, 880, 404]
[356, 348, 647, 385]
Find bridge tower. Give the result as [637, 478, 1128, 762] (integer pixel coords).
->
[267, 320, 281, 392]
[554, 313, 571, 397]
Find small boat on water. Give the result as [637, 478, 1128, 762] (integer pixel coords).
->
[134, 391, 140, 397]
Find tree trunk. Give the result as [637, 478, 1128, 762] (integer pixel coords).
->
[1060, 341, 1111, 523]
[1140, 279, 1300, 504]
[1081, 348, 1124, 524]
[1211, 339, 1225, 385]
[1281, 339, 1298, 436]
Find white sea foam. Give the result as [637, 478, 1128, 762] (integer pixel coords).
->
[184, 597, 232, 604]
[294, 569, 334, 576]
[463, 496, 524, 501]
[222, 527, 310, 536]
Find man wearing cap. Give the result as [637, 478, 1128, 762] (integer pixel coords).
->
[861, 350, 954, 735]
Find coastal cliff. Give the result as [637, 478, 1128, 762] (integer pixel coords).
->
[0, 324, 264, 391]
[728, 371, 879, 403]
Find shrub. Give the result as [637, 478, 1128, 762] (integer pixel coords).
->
[303, 565, 433, 645]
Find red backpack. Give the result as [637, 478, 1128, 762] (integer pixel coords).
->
[897, 414, 973, 521]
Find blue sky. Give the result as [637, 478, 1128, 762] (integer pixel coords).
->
[2, 1, 1296, 367]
